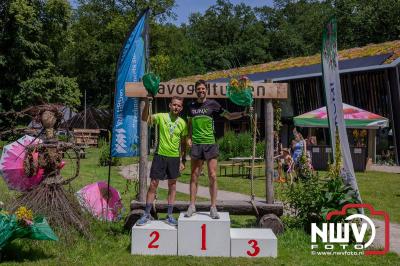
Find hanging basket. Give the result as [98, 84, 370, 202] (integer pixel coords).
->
[142, 73, 160, 97]
[226, 76, 253, 107]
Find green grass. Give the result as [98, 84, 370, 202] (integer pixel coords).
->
[0, 148, 191, 211]
[1, 149, 399, 265]
[1, 217, 398, 265]
[179, 163, 400, 223]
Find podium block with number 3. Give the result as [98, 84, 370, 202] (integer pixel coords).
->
[178, 212, 230, 257]
[230, 228, 277, 257]
[131, 221, 177, 255]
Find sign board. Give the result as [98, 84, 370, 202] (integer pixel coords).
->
[125, 82, 288, 99]
[230, 228, 277, 257]
[131, 221, 177, 255]
[177, 212, 231, 257]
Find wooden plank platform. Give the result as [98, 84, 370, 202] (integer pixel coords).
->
[130, 200, 283, 217]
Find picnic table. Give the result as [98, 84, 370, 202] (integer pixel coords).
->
[228, 157, 264, 178]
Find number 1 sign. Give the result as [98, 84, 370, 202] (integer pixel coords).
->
[178, 212, 231, 257]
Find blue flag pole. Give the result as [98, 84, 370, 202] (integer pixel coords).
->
[107, 8, 150, 216]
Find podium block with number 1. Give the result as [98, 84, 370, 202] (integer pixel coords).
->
[178, 212, 230, 257]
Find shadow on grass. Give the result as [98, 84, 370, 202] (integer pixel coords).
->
[0, 242, 55, 262]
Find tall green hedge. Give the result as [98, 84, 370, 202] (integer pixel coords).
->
[217, 131, 264, 161]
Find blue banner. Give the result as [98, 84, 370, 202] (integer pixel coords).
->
[111, 10, 149, 157]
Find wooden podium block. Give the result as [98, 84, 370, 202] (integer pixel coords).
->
[178, 212, 230, 257]
[230, 228, 277, 258]
[131, 221, 177, 255]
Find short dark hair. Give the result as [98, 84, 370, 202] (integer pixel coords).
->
[195, 79, 207, 89]
[171, 96, 184, 103]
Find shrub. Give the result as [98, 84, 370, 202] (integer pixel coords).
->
[217, 131, 262, 160]
[282, 135, 360, 232]
[217, 131, 236, 161]
[256, 140, 265, 158]
[236, 131, 252, 156]
[98, 143, 121, 166]
[97, 137, 107, 148]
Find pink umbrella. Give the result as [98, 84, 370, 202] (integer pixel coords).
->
[76, 182, 123, 221]
[0, 135, 44, 191]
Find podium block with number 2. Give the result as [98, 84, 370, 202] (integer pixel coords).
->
[178, 212, 230, 257]
[230, 228, 277, 257]
[131, 221, 177, 255]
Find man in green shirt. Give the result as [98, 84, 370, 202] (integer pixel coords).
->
[137, 96, 188, 226]
[186, 80, 247, 219]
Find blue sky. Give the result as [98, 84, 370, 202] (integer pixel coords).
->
[168, 0, 274, 25]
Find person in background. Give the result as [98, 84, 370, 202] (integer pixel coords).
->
[291, 129, 306, 167]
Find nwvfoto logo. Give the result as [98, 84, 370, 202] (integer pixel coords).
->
[311, 204, 390, 256]
[115, 128, 128, 154]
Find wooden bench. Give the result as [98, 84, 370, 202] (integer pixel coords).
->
[242, 164, 265, 178]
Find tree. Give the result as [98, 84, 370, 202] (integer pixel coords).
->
[332, 0, 400, 48]
[186, 0, 271, 71]
[149, 23, 205, 80]
[61, 0, 177, 107]
[0, 0, 80, 111]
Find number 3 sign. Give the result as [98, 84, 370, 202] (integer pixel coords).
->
[246, 239, 260, 257]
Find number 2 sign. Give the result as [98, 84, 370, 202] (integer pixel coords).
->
[148, 231, 160, 249]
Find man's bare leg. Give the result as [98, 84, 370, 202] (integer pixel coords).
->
[137, 178, 159, 225]
[186, 159, 203, 217]
[167, 179, 177, 205]
[146, 179, 159, 204]
[167, 179, 177, 223]
[207, 158, 218, 207]
[190, 159, 203, 206]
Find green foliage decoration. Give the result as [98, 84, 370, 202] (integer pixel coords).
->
[226, 77, 253, 107]
[142, 73, 160, 96]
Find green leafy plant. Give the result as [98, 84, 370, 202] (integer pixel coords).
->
[98, 143, 121, 166]
[282, 132, 360, 231]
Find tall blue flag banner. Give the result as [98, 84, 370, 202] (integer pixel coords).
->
[111, 10, 149, 157]
[321, 18, 362, 203]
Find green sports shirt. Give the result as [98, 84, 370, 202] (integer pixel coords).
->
[188, 99, 226, 144]
[151, 113, 188, 157]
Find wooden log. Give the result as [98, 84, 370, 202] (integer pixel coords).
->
[130, 200, 284, 217]
[258, 213, 284, 235]
[125, 82, 288, 99]
[138, 100, 148, 202]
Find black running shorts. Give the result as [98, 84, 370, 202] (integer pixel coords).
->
[190, 144, 219, 161]
[149, 154, 180, 180]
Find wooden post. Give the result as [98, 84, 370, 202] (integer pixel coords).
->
[139, 99, 148, 201]
[265, 98, 274, 204]
[367, 129, 376, 163]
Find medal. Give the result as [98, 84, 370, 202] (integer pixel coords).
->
[167, 113, 179, 139]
